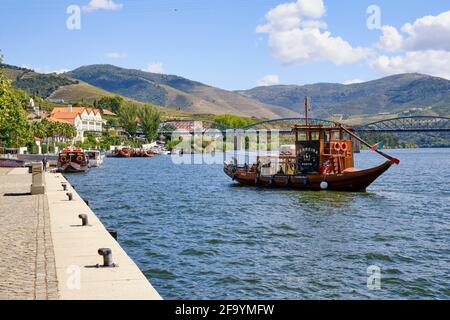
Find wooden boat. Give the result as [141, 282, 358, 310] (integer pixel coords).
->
[112, 147, 154, 158]
[58, 148, 89, 173]
[115, 147, 132, 158]
[143, 150, 154, 158]
[224, 97, 399, 192]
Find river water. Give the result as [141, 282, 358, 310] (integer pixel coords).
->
[65, 148, 450, 299]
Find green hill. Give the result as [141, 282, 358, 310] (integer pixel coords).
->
[3, 62, 449, 119]
[66, 64, 298, 119]
[0, 63, 78, 98]
[237, 73, 450, 117]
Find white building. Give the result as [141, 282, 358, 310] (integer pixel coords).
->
[49, 105, 104, 142]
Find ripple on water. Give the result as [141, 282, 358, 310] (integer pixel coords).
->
[65, 150, 450, 299]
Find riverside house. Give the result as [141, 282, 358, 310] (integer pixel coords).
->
[49, 105, 105, 142]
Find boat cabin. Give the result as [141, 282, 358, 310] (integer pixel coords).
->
[293, 125, 354, 175]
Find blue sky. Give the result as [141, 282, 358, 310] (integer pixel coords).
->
[1, 0, 449, 90]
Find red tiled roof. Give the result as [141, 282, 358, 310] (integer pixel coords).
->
[48, 116, 76, 125]
[51, 107, 101, 116]
[102, 109, 117, 116]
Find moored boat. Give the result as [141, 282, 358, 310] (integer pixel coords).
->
[58, 147, 89, 173]
[85, 150, 104, 167]
[142, 150, 154, 157]
[224, 97, 400, 192]
[115, 147, 132, 158]
[112, 146, 154, 158]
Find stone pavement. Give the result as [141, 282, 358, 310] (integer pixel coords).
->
[0, 170, 58, 300]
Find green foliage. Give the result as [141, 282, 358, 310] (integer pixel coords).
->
[118, 102, 139, 137]
[0, 63, 78, 98]
[99, 131, 121, 150]
[27, 142, 39, 154]
[239, 73, 450, 117]
[74, 141, 83, 148]
[0, 70, 32, 147]
[84, 134, 98, 149]
[105, 116, 119, 128]
[41, 144, 48, 154]
[166, 139, 181, 151]
[360, 133, 400, 149]
[97, 95, 124, 113]
[139, 104, 161, 141]
[31, 118, 76, 141]
[57, 142, 68, 149]
[213, 114, 257, 128]
[67, 65, 168, 106]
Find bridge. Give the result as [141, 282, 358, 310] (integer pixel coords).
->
[160, 116, 450, 134]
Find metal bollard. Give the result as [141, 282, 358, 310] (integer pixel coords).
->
[61, 182, 67, 191]
[78, 214, 89, 226]
[83, 198, 89, 205]
[66, 192, 73, 201]
[98, 248, 116, 267]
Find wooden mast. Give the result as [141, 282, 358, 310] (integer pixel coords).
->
[304, 96, 309, 141]
[304, 96, 309, 127]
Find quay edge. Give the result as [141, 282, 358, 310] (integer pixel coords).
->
[45, 170, 162, 300]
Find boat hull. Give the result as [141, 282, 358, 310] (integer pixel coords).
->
[224, 161, 392, 192]
[60, 162, 89, 173]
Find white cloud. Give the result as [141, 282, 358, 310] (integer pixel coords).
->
[256, 74, 280, 86]
[402, 10, 450, 51]
[144, 63, 165, 74]
[343, 79, 364, 85]
[371, 10, 450, 79]
[376, 25, 403, 52]
[370, 50, 450, 79]
[21, 65, 69, 74]
[105, 52, 127, 59]
[83, 0, 123, 13]
[257, 0, 371, 65]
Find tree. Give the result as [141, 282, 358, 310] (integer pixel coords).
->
[97, 95, 124, 114]
[118, 102, 138, 137]
[213, 114, 256, 129]
[139, 104, 161, 142]
[31, 118, 76, 146]
[0, 70, 31, 147]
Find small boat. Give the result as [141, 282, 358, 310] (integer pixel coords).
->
[58, 147, 89, 173]
[142, 150, 154, 158]
[85, 150, 104, 167]
[224, 97, 399, 192]
[114, 147, 132, 158]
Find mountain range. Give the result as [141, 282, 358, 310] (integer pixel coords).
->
[2, 63, 449, 119]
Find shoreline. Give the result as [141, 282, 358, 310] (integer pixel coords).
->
[0, 168, 161, 300]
